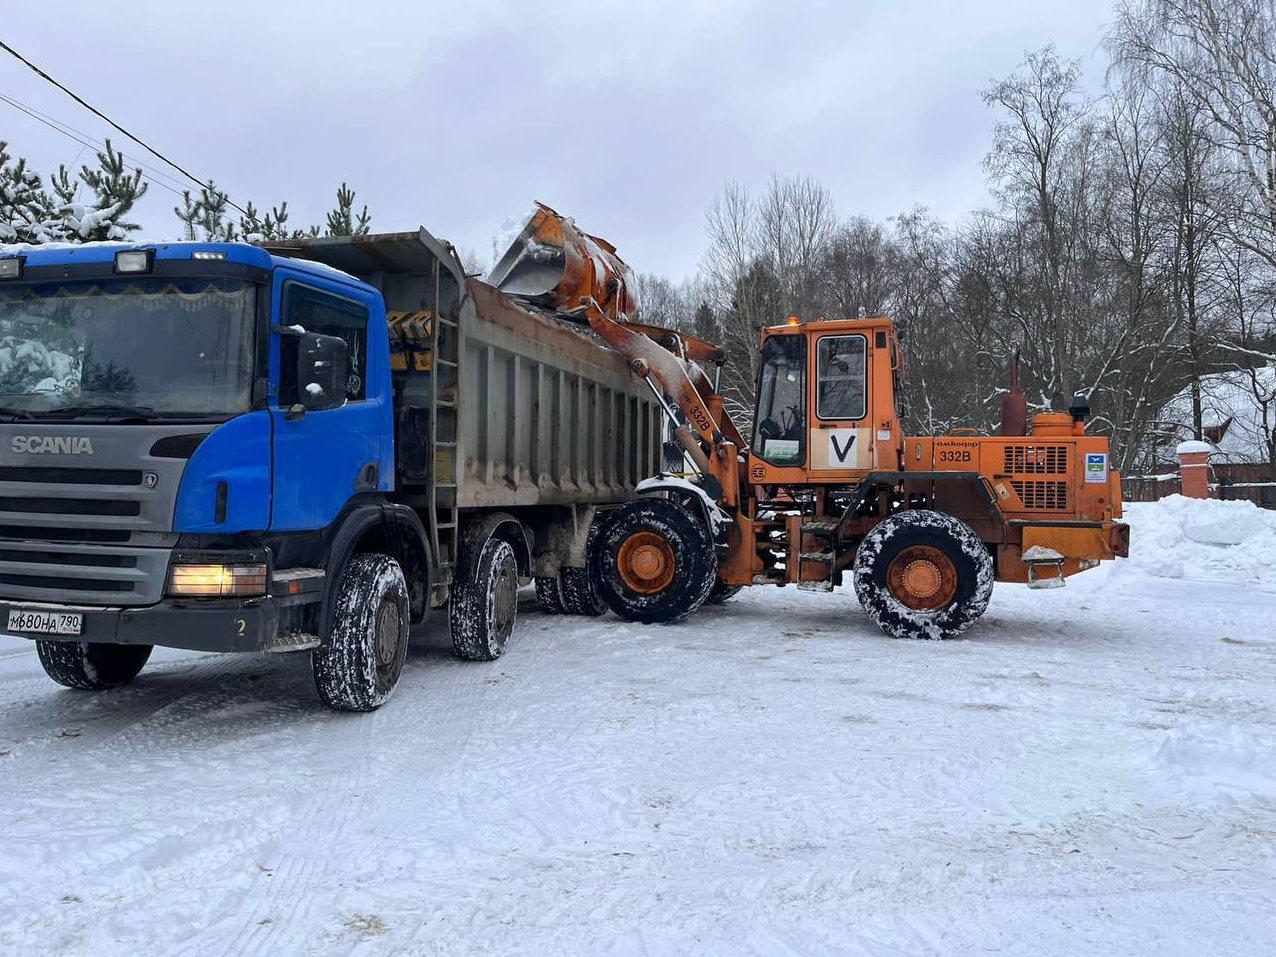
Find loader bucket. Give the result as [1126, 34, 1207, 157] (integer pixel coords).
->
[488, 202, 637, 322]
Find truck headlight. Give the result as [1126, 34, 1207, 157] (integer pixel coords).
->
[168, 563, 267, 597]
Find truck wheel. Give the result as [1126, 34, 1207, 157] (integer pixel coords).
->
[450, 538, 518, 661]
[852, 510, 993, 640]
[706, 580, 743, 604]
[313, 554, 410, 712]
[36, 640, 151, 690]
[535, 576, 566, 614]
[560, 566, 607, 617]
[591, 498, 716, 624]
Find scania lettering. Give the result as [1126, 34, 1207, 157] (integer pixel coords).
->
[11, 436, 95, 454]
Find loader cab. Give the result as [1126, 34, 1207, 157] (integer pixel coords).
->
[748, 317, 904, 485]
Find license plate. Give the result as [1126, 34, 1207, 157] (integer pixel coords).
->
[7, 608, 82, 636]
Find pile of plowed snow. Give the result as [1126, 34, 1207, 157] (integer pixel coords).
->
[1121, 494, 1276, 584]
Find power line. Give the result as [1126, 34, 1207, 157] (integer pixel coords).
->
[0, 91, 190, 194]
[0, 92, 188, 198]
[0, 37, 249, 215]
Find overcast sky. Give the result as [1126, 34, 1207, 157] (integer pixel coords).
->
[5, 1, 1114, 279]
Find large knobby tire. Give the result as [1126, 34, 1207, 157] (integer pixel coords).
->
[591, 498, 716, 624]
[560, 566, 607, 617]
[535, 576, 566, 614]
[36, 640, 152, 690]
[313, 553, 410, 712]
[853, 510, 994, 640]
[450, 538, 519, 661]
[706, 579, 743, 605]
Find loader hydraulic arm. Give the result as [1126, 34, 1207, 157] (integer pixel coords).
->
[580, 298, 726, 496]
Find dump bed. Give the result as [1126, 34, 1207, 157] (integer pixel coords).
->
[265, 228, 662, 511]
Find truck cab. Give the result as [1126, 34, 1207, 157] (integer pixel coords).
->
[0, 241, 424, 709]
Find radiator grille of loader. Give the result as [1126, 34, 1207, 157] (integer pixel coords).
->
[1004, 445, 1068, 474]
[1005, 445, 1070, 511]
[1010, 479, 1069, 510]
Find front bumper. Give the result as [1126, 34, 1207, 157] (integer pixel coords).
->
[1, 597, 283, 653]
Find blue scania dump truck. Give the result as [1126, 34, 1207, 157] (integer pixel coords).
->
[0, 223, 661, 709]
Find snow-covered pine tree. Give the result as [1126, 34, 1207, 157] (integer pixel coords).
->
[325, 183, 371, 237]
[0, 142, 60, 244]
[63, 139, 148, 241]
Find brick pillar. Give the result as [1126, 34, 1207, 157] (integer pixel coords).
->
[1176, 440, 1212, 499]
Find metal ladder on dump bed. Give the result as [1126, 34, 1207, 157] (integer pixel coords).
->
[427, 267, 461, 605]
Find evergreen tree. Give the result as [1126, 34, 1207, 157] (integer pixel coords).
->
[174, 190, 201, 240]
[325, 182, 371, 237]
[0, 142, 58, 243]
[68, 139, 148, 240]
[194, 181, 235, 241]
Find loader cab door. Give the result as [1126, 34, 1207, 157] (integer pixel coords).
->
[753, 334, 807, 466]
[810, 333, 872, 471]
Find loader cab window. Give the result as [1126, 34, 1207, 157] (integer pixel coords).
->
[754, 334, 806, 466]
[816, 335, 867, 420]
[280, 282, 368, 404]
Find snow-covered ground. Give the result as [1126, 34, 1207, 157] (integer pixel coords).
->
[2, 498, 1275, 956]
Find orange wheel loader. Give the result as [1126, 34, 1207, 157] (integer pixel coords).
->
[489, 204, 1130, 639]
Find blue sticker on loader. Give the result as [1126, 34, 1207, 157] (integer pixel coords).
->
[1085, 452, 1108, 483]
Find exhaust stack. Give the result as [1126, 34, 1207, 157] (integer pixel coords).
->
[1000, 350, 1027, 437]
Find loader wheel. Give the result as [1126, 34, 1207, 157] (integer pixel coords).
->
[706, 579, 743, 604]
[535, 576, 566, 614]
[36, 640, 151, 690]
[591, 498, 716, 624]
[852, 510, 993, 640]
[313, 554, 410, 711]
[450, 538, 519, 661]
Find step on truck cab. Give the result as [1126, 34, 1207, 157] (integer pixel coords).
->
[0, 229, 661, 709]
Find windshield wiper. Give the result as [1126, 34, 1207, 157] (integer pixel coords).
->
[32, 403, 161, 423]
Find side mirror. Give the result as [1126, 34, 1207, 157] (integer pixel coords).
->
[297, 332, 348, 412]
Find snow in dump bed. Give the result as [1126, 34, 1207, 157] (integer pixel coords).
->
[1120, 494, 1276, 584]
[1, 495, 1274, 955]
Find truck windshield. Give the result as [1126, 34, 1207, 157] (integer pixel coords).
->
[0, 277, 256, 420]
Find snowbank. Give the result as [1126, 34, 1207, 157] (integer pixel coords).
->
[1121, 495, 1276, 584]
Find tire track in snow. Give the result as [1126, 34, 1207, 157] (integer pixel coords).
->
[201, 605, 556, 956]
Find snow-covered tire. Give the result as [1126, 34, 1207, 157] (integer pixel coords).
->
[312, 553, 409, 712]
[535, 576, 566, 614]
[852, 510, 994, 640]
[560, 566, 607, 617]
[35, 640, 151, 690]
[706, 580, 743, 604]
[591, 498, 716, 624]
[450, 538, 518, 661]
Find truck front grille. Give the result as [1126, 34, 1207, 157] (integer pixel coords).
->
[0, 464, 173, 605]
[0, 539, 170, 604]
[0, 466, 143, 486]
[0, 496, 141, 516]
